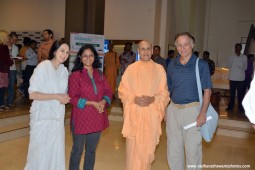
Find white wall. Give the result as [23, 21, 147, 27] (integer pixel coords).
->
[0, 0, 66, 40]
[171, 0, 206, 56]
[104, 0, 156, 42]
[104, 0, 172, 58]
[203, 0, 255, 67]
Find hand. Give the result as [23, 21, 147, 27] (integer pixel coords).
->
[58, 94, 70, 104]
[142, 95, 155, 105]
[93, 101, 104, 113]
[196, 113, 206, 127]
[98, 99, 106, 113]
[135, 96, 155, 107]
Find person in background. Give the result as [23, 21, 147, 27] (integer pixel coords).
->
[104, 43, 119, 98]
[119, 42, 136, 75]
[166, 32, 212, 169]
[226, 43, 247, 113]
[118, 40, 169, 170]
[22, 40, 38, 98]
[6, 32, 19, 109]
[203, 51, 215, 76]
[18, 37, 31, 89]
[24, 40, 70, 170]
[166, 50, 175, 67]
[15, 43, 22, 87]
[59, 38, 66, 44]
[152, 45, 167, 71]
[242, 74, 255, 130]
[68, 44, 112, 170]
[194, 51, 199, 57]
[0, 30, 13, 112]
[37, 29, 54, 63]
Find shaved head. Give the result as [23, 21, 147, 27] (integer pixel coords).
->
[138, 40, 153, 62]
[138, 40, 152, 49]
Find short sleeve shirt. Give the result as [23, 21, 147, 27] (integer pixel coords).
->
[167, 55, 212, 104]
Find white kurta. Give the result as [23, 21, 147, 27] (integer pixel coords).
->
[24, 60, 68, 170]
[242, 74, 255, 124]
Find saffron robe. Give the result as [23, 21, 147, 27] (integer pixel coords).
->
[104, 51, 119, 92]
[118, 60, 170, 170]
[24, 60, 68, 170]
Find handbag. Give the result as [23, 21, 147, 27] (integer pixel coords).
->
[195, 58, 218, 142]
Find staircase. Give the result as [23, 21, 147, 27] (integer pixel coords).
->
[0, 112, 71, 143]
[0, 105, 254, 143]
[217, 118, 255, 139]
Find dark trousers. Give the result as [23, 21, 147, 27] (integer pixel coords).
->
[69, 123, 101, 170]
[23, 65, 36, 97]
[228, 80, 245, 111]
[0, 87, 6, 106]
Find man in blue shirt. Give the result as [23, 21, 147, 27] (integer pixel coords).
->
[166, 50, 175, 67]
[166, 32, 212, 170]
[152, 45, 167, 71]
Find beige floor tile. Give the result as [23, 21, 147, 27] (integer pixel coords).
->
[0, 120, 255, 170]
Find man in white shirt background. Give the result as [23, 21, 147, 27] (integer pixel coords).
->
[226, 43, 247, 113]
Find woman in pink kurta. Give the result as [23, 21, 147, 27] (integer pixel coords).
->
[0, 30, 13, 112]
[68, 44, 113, 170]
[118, 40, 170, 170]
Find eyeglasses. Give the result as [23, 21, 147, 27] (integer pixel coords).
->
[81, 54, 95, 58]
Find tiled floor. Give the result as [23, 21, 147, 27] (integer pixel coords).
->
[0, 121, 255, 170]
[0, 95, 255, 169]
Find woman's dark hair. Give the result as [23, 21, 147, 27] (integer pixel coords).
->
[72, 44, 101, 72]
[48, 40, 70, 68]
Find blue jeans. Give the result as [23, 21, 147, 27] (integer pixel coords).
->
[6, 70, 17, 105]
[69, 125, 101, 170]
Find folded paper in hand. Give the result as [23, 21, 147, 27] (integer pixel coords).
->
[183, 116, 212, 130]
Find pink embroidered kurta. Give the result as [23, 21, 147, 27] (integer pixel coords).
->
[118, 60, 170, 170]
[0, 44, 13, 87]
[69, 68, 113, 134]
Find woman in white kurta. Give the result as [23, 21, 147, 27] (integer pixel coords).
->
[24, 40, 70, 170]
[242, 72, 255, 130]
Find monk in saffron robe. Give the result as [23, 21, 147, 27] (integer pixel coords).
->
[118, 40, 170, 170]
[104, 44, 119, 94]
